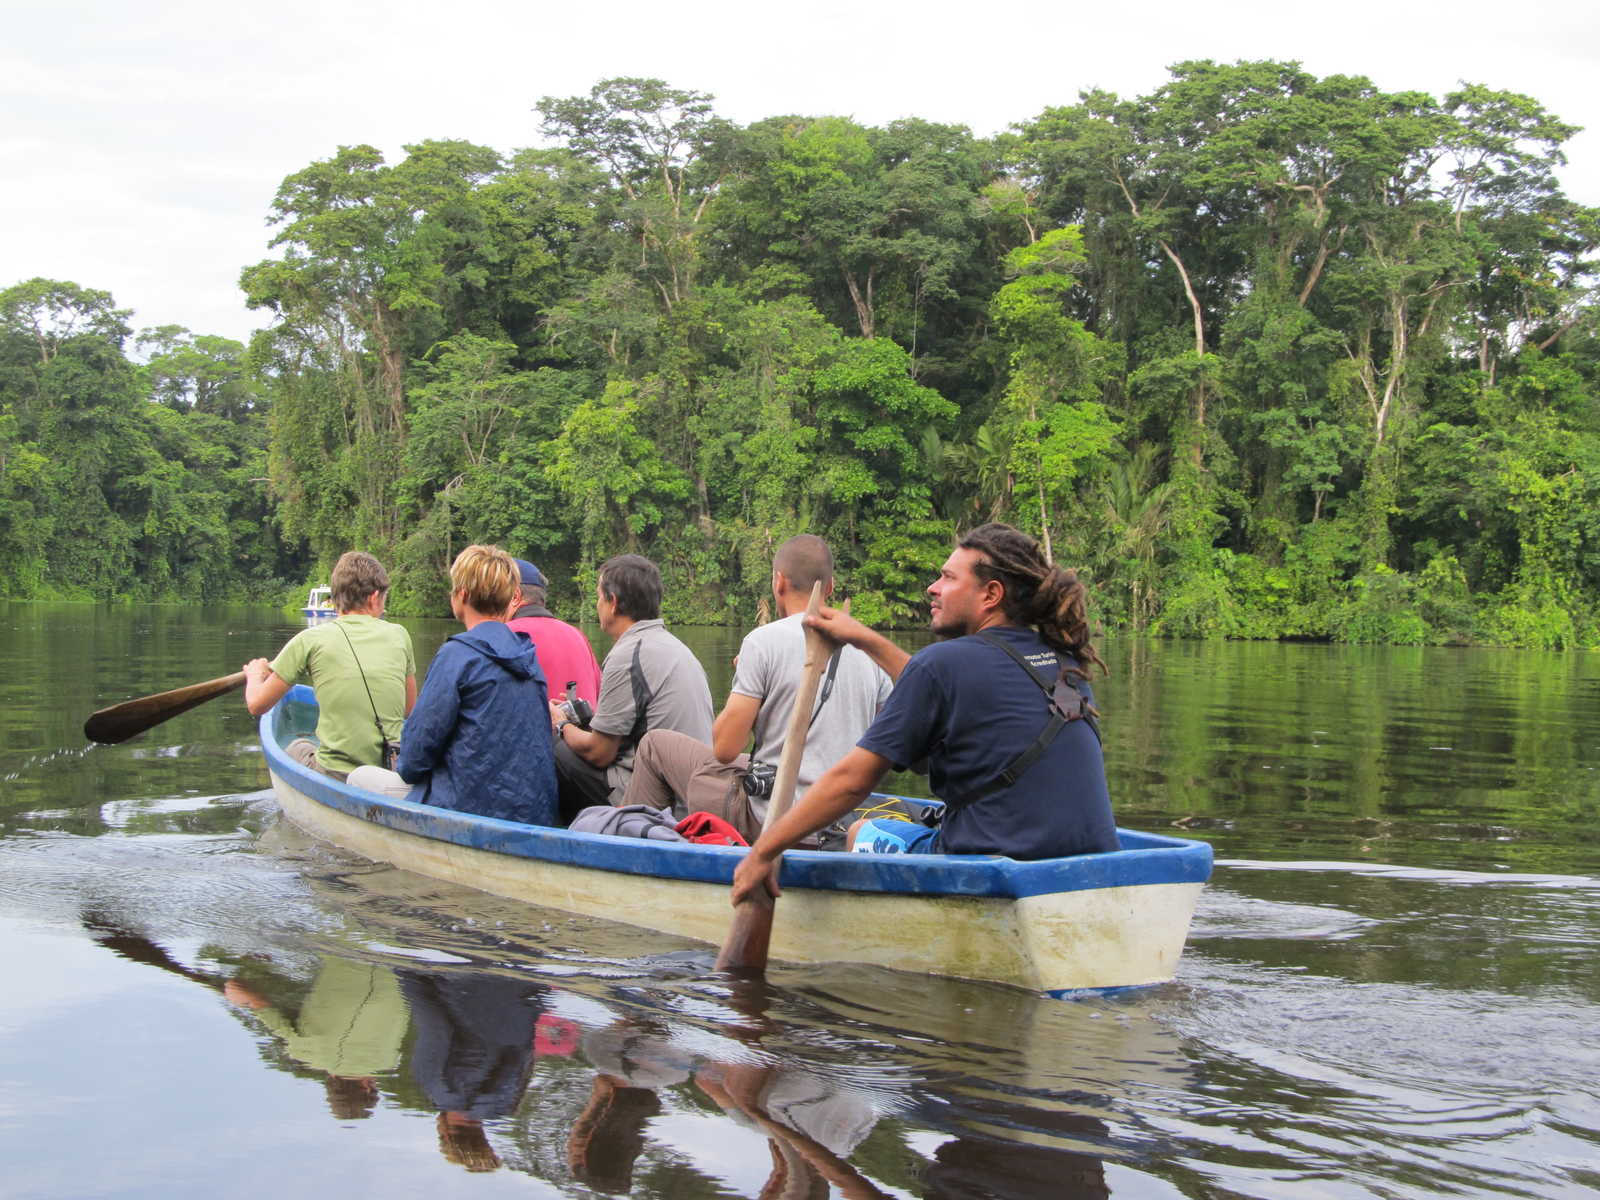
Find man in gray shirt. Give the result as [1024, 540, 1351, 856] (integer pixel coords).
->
[622, 536, 892, 840]
[549, 554, 713, 821]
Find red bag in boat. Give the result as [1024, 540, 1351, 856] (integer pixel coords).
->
[675, 812, 748, 846]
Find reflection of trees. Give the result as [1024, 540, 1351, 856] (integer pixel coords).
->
[1102, 638, 1600, 876]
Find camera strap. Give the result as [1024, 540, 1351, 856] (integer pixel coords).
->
[743, 645, 843, 787]
[805, 649, 843, 733]
[333, 619, 397, 756]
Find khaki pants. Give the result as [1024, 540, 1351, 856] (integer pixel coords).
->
[621, 729, 758, 841]
[286, 737, 348, 782]
[346, 764, 411, 798]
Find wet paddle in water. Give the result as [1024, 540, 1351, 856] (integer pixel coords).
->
[715, 581, 832, 974]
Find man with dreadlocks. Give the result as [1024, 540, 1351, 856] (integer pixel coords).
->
[732, 523, 1117, 905]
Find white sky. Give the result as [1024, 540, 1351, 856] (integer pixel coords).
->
[4, 0, 1597, 345]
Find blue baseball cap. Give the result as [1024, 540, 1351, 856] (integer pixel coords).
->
[513, 559, 548, 589]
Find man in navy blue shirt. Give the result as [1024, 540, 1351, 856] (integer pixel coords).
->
[732, 523, 1117, 903]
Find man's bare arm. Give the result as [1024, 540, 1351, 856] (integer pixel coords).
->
[712, 692, 761, 762]
[804, 607, 910, 681]
[549, 700, 623, 767]
[243, 659, 291, 716]
[730, 747, 890, 904]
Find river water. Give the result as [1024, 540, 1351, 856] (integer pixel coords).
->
[1, 602, 1596, 1198]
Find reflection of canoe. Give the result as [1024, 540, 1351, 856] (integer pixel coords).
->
[261, 687, 1212, 996]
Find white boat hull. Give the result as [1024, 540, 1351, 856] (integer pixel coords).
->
[263, 688, 1211, 995]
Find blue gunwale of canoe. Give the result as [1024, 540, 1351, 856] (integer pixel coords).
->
[262, 687, 1212, 902]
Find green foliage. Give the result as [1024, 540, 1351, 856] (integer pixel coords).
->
[1413, 552, 1479, 641]
[0, 279, 300, 600]
[1487, 580, 1584, 649]
[545, 380, 692, 560]
[1151, 548, 1256, 639]
[7, 65, 1600, 645]
[1331, 566, 1432, 645]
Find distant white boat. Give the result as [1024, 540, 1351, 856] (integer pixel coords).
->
[301, 586, 335, 620]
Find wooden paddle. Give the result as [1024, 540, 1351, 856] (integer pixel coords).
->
[715, 581, 831, 974]
[82, 670, 248, 745]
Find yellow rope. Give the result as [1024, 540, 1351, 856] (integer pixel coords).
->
[854, 800, 917, 824]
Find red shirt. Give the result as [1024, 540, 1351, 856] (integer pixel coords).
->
[507, 612, 601, 705]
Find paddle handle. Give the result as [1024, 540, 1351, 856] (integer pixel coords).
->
[83, 670, 248, 744]
[761, 582, 831, 834]
[716, 582, 829, 974]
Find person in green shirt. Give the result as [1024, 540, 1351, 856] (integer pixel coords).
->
[244, 550, 418, 779]
[224, 956, 409, 1119]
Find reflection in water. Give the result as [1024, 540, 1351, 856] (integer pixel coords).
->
[399, 968, 564, 1172]
[225, 958, 404, 1121]
[567, 1063, 661, 1192]
[6, 605, 1600, 1197]
[390, 963, 1123, 1198]
[36, 800, 1600, 1198]
[571, 1003, 897, 1197]
[83, 902, 1133, 1196]
[84, 916, 405, 1122]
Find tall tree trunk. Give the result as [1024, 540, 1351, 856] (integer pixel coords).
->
[1158, 239, 1208, 469]
[1037, 477, 1053, 564]
[843, 270, 875, 339]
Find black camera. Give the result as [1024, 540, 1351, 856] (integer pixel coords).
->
[559, 680, 593, 730]
[741, 760, 777, 799]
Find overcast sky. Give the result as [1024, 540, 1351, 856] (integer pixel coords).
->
[4, 0, 1597, 346]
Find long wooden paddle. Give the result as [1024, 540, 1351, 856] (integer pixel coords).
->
[715, 581, 831, 974]
[83, 671, 247, 745]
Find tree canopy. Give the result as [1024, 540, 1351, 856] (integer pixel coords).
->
[4, 65, 1598, 645]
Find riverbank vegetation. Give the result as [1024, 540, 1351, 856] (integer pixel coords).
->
[3, 62, 1598, 644]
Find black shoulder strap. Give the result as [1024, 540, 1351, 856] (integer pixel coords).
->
[622, 638, 655, 750]
[945, 632, 1100, 810]
[976, 631, 1100, 742]
[805, 649, 844, 732]
[333, 620, 395, 746]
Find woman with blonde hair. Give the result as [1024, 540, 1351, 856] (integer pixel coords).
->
[350, 545, 557, 825]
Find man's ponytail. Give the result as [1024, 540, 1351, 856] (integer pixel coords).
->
[959, 524, 1106, 678]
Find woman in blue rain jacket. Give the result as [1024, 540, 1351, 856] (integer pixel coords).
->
[394, 545, 558, 826]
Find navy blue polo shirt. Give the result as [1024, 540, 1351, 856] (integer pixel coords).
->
[858, 626, 1118, 860]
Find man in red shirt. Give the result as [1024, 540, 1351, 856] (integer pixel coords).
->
[508, 560, 601, 710]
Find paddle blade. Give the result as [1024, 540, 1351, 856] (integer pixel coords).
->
[83, 671, 248, 744]
[714, 890, 776, 974]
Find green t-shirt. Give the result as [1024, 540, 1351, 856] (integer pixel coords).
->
[271, 615, 415, 773]
[248, 957, 407, 1077]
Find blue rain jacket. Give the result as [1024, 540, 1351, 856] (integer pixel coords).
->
[397, 622, 558, 825]
[398, 969, 547, 1120]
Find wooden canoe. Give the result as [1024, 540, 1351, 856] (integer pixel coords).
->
[260, 686, 1211, 996]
